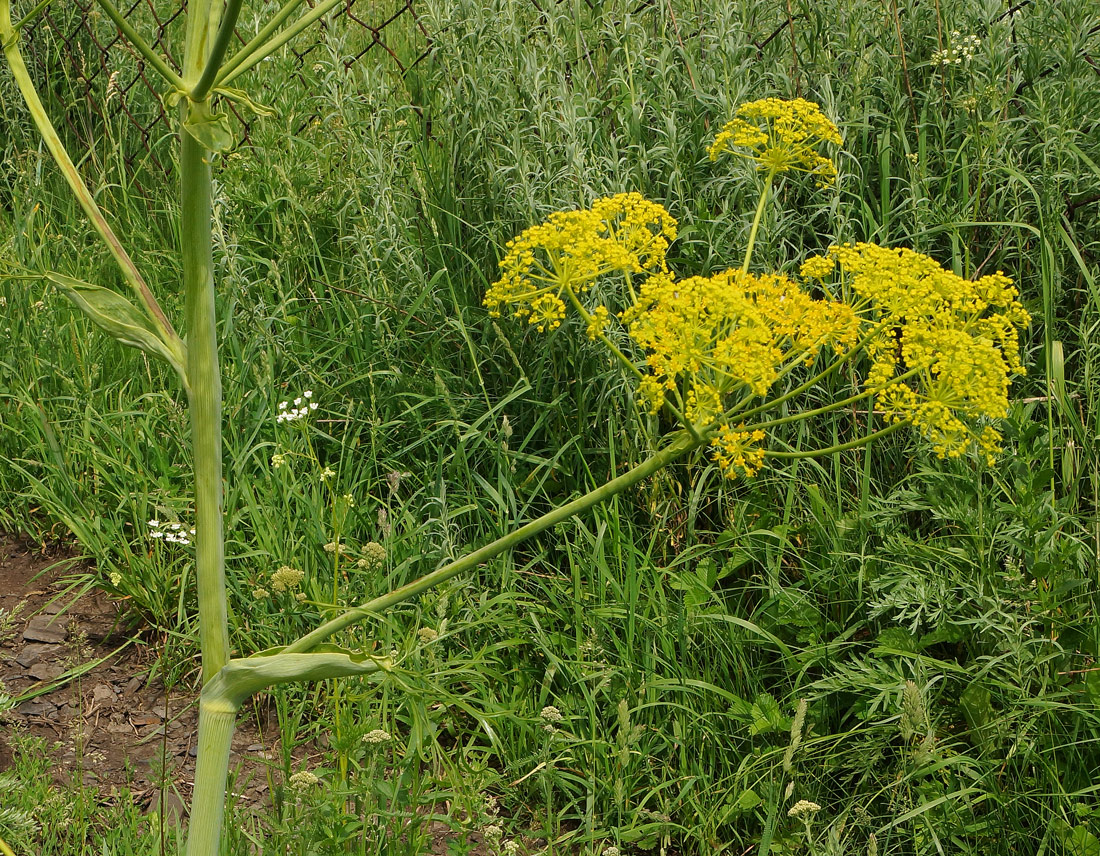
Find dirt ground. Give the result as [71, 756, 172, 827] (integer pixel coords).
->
[0, 533, 488, 854]
[0, 533, 274, 822]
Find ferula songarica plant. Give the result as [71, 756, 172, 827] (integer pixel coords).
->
[0, 0, 1027, 841]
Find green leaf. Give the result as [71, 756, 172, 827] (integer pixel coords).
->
[1064, 824, 1100, 856]
[732, 789, 761, 814]
[872, 627, 919, 656]
[46, 272, 187, 377]
[213, 86, 276, 117]
[749, 692, 789, 736]
[183, 99, 234, 153]
[208, 651, 391, 708]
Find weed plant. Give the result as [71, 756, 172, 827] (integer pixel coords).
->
[1, 0, 1099, 854]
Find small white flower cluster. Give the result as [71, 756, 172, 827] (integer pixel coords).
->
[787, 799, 822, 817]
[288, 770, 320, 790]
[483, 824, 503, 844]
[932, 32, 979, 66]
[540, 705, 563, 723]
[276, 390, 317, 423]
[148, 519, 194, 545]
[363, 728, 393, 744]
[270, 565, 305, 592]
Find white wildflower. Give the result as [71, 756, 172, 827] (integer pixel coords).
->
[270, 565, 305, 592]
[788, 799, 822, 818]
[288, 770, 319, 790]
[276, 392, 318, 423]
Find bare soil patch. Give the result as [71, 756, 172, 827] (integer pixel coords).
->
[0, 533, 274, 820]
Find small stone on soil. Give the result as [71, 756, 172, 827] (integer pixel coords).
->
[16, 699, 58, 716]
[22, 614, 69, 643]
[27, 661, 64, 681]
[15, 643, 61, 667]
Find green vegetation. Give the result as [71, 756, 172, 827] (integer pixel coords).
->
[2, 0, 1099, 853]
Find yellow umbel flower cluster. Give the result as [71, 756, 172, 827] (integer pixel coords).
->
[489, 98, 1030, 481]
[800, 243, 1030, 463]
[621, 268, 860, 478]
[484, 192, 677, 332]
[713, 425, 768, 478]
[622, 269, 860, 410]
[708, 97, 843, 187]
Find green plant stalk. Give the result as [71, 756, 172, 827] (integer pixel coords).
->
[180, 128, 229, 686]
[179, 0, 233, 839]
[764, 420, 905, 457]
[741, 169, 776, 272]
[92, 0, 185, 90]
[187, 652, 388, 856]
[9, 0, 53, 36]
[0, 0, 180, 352]
[215, 0, 312, 83]
[186, 699, 236, 856]
[216, 0, 345, 87]
[284, 428, 702, 654]
[191, 0, 244, 100]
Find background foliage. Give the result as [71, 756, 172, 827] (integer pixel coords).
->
[1, 0, 1099, 852]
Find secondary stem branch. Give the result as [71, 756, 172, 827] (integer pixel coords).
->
[283, 430, 703, 654]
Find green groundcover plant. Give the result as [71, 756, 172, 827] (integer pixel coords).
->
[0, 0, 1029, 851]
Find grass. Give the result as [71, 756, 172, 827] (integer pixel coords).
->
[1, 0, 1099, 852]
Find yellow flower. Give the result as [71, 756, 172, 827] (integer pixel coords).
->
[485, 193, 676, 332]
[709, 98, 842, 187]
[820, 243, 1029, 462]
[712, 425, 767, 478]
[622, 268, 860, 417]
[586, 305, 610, 340]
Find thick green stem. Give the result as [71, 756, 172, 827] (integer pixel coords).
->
[284, 429, 704, 653]
[191, 0, 244, 100]
[186, 700, 237, 856]
[181, 129, 228, 685]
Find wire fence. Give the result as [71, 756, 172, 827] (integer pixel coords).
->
[18, 0, 433, 177]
